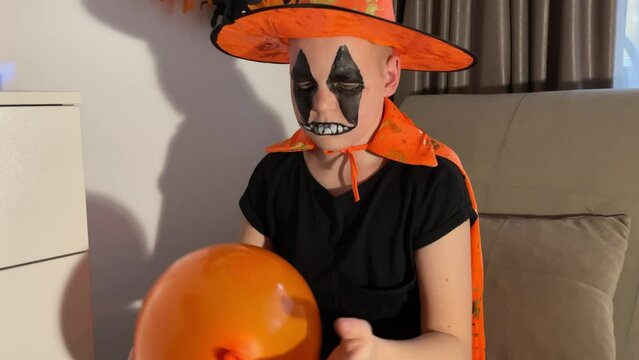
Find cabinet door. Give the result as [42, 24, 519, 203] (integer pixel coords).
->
[0, 253, 94, 359]
[0, 105, 88, 268]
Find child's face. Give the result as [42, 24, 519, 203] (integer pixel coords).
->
[288, 36, 399, 151]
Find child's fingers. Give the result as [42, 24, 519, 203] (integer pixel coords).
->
[334, 317, 373, 340]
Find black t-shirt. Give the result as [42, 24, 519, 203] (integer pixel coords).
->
[240, 151, 477, 358]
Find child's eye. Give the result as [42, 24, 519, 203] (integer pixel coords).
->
[295, 81, 316, 90]
[332, 82, 363, 93]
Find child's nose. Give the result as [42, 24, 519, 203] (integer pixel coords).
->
[312, 85, 338, 113]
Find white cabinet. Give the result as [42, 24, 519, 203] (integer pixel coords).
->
[0, 92, 94, 359]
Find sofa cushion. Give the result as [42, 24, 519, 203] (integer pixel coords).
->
[480, 214, 630, 360]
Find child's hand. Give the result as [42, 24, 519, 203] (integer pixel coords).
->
[327, 318, 378, 360]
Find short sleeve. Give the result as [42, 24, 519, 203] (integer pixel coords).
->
[239, 156, 271, 238]
[412, 157, 478, 250]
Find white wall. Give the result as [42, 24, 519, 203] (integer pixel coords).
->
[1, 0, 297, 358]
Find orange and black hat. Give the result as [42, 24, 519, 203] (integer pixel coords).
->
[209, 0, 476, 72]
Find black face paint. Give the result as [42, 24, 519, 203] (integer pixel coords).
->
[292, 45, 363, 137]
[327, 45, 364, 126]
[291, 49, 317, 125]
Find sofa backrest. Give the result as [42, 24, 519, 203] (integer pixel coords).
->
[401, 89, 639, 360]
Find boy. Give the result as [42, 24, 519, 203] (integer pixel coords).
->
[131, 1, 484, 359]
[215, 1, 485, 359]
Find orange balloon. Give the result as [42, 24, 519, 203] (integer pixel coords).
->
[134, 244, 321, 360]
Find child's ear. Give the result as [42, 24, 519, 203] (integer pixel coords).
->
[383, 52, 402, 97]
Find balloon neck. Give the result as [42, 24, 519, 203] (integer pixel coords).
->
[219, 348, 247, 360]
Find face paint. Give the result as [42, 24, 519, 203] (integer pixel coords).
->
[292, 44, 364, 137]
[327, 45, 364, 126]
[291, 49, 317, 125]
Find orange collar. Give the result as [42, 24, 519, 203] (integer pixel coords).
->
[266, 97, 440, 200]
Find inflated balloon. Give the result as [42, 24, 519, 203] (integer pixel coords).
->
[134, 244, 321, 360]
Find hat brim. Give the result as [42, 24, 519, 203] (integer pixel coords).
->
[211, 4, 476, 72]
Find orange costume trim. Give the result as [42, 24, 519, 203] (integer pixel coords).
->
[267, 97, 486, 359]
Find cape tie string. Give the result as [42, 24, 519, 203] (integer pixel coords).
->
[324, 144, 368, 202]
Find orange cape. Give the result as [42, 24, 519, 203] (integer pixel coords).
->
[266, 97, 485, 359]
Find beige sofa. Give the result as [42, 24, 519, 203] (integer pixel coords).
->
[401, 89, 638, 360]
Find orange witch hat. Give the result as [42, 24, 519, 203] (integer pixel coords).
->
[206, 0, 476, 72]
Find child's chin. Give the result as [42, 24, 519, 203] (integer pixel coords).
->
[308, 133, 354, 151]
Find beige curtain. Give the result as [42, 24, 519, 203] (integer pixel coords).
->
[394, 0, 617, 104]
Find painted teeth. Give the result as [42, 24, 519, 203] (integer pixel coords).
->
[303, 123, 352, 135]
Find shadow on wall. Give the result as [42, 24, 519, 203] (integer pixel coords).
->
[59, 253, 95, 360]
[62, 0, 287, 358]
[81, 194, 147, 360]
